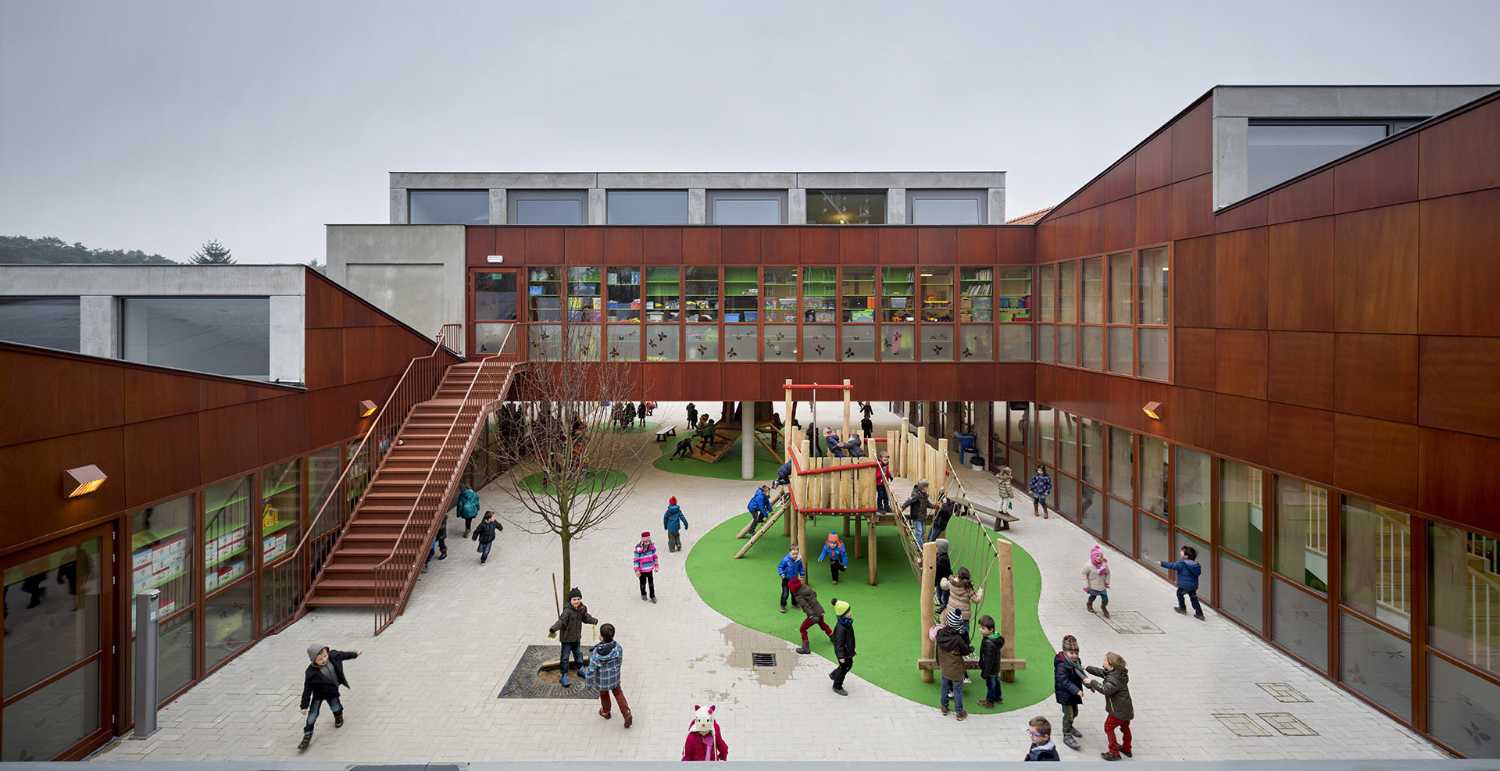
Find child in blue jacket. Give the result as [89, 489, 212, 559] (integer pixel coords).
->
[777, 546, 805, 613]
[747, 485, 773, 535]
[662, 497, 689, 553]
[818, 531, 849, 584]
[1161, 545, 1205, 619]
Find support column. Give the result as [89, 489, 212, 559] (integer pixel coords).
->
[919, 539, 937, 681]
[998, 538, 1017, 683]
[79, 295, 118, 358]
[741, 401, 754, 480]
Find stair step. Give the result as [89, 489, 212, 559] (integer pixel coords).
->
[305, 595, 382, 607]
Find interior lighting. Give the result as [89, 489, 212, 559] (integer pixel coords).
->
[359, 400, 378, 418]
[1142, 401, 1163, 421]
[63, 464, 108, 498]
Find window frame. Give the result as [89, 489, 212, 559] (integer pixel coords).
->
[706, 190, 787, 225]
[506, 190, 587, 225]
[906, 189, 987, 225]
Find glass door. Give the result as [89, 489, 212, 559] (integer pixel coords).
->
[1, 525, 113, 760]
[470, 269, 520, 358]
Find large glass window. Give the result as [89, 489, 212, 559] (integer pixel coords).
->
[527, 267, 562, 321]
[0, 297, 80, 351]
[722, 267, 759, 323]
[1108, 327, 1133, 375]
[566, 325, 599, 361]
[409, 190, 488, 224]
[1058, 261, 1077, 324]
[1081, 484, 1103, 534]
[764, 268, 799, 323]
[959, 268, 992, 322]
[1057, 326, 1077, 366]
[1037, 407, 1056, 469]
[606, 267, 641, 322]
[804, 325, 835, 361]
[1108, 498, 1133, 553]
[122, 297, 270, 379]
[807, 190, 886, 225]
[724, 327, 757, 360]
[1108, 252, 1132, 323]
[567, 267, 602, 322]
[920, 325, 955, 361]
[907, 189, 985, 224]
[204, 578, 253, 671]
[1139, 436, 1169, 518]
[4, 540, 102, 700]
[999, 325, 1032, 362]
[1220, 460, 1264, 563]
[3, 659, 99, 762]
[1247, 122, 1392, 197]
[606, 190, 688, 225]
[528, 324, 562, 360]
[1082, 257, 1104, 324]
[708, 190, 785, 224]
[508, 190, 586, 225]
[765, 324, 797, 361]
[881, 268, 915, 322]
[1080, 419, 1104, 489]
[643, 268, 679, 322]
[1056, 475, 1078, 522]
[1037, 325, 1055, 364]
[841, 267, 876, 323]
[843, 325, 875, 361]
[1273, 579, 1328, 672]
[1109, 427, 1133, 502]
[1138, 512, 1170, 575]
[1340, 610, 1412, 721]
[1429, 522, 1500, 677]
[131, 494, 194, 619]
[920, 268, 954, 323]
[882, 325, 913, 361]
[204, 475, 252, 594]
[684, 267, 719, 322]
[1138, 246, 1169, 325]
[998, 267, 1032, 323]
[1428, 653, 1500, 758]
[1081, 327, 1103, 370]
[803, 268, 837, 323]
[1342, 497, 1411, 632]
[260, 460, 300, 564]
[686, 326, 718, 361]
[475, 272, 518, 321]
[1058, 412, 1079, 476]
[607, 324, 640, 361]
[1274, 478, 1330, 592]
[1038, 264, 1057, 322]
[307, 445, 341, 539]
[1175, 448, 1211, 538]
[1138, 328, 1168, 381]
[645, 324, 679, 361]
[960, 325, 992, 361]
[1219, 552, 1264, 632]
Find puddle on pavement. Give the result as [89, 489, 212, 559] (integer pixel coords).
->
[720, 622, 795, 686]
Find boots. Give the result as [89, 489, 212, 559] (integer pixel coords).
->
[334, 711, 344, 728]
[298, 733, 311, 751]
[622, 709, 633, 729]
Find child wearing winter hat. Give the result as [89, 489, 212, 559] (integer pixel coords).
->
[818, 531, 849, 584]
[935, 607, 974, 720]
[830, 599, 855, 695]
[1085, 651, 1133, 761]
[547, 588, 598, 687]
[1053, 634, 1086, 750]
[298, 644, 361, 750]
[662, 497, 689, 552]
[633, 532, 659, 603]
[1083, 544, 1111, 618]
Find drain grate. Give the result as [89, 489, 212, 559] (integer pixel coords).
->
[752, 652, 777, 667]
[1257, 682, 1312, 703]
[1098, 610, 1165, 634]
[1213, 712, 1273, 737]
[1259, 712, 1318, 736]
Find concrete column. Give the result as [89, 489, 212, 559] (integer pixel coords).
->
[489, 189, 508, 224]
[987, 188, 1006, 224]
[688, 189, 707, 224]
[887, 188, 907, 224]
[79, 295, 117, 358]
[741, 401, 755, 480]
[390, 188, 408, 224]
[588, 188, 606, 224]
[788, 189, 807, 224]
[268, 295, 305, 384]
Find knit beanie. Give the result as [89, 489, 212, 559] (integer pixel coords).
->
[833, 599, 851, 617]
[788, 577, 803, 594]
[641, 530, 651, 538]
[306, 644, 327, 662]
[669, 496, 677, 505]
[946, 607, 964, 628]
[568, 587, 582, 600]
[935, 538, 950, 555]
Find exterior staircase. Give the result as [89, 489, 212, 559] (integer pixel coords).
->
[303, 360, 516, 615]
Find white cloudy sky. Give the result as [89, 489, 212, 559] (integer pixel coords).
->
[1, 0, 1497, 263]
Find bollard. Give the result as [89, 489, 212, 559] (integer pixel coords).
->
[133, 589, 160, 739]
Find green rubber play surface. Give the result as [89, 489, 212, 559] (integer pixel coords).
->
[651, 425, 782, 481]
[519, 468, 628, 495]
[686, 512, 1055, 713]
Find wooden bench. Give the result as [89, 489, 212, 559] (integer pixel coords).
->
[960, 499, 1018, 531]
[917, 657, 1027, 672]
[655, 426, 677, 442]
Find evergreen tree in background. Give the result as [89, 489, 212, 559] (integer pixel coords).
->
[190, 239, 234, 264]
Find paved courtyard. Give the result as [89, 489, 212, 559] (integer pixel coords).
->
[95, 404, 1443, 763]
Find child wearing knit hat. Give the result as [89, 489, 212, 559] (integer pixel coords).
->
[935, 607, 974, 720]
[830, 599, 856, 695]
[633, 531, 659, 603]
[663, 497, 689, 552]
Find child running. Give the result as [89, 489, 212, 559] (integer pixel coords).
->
[830, 599, 855, 695]
[298, 644, 360, 750]
[788, 577, 832, 654]
[818, 531, 849, 584]
[1084, 544, 1111, 618]
[777, 545, 805, 613]
[547, 588, 598, 687]
[1161, 545, 1205, 619]
[470, 510, 502, 565]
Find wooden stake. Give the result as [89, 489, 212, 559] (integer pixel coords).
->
[918, 539, 938, 682]
[841, 378, 851, 443]
[854, 512, 863, 560]
[998, 538, 1017, 683]
[868, 501, 879, 586]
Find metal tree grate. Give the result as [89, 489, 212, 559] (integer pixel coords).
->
[752, 652, 777, 667]
[1098, 610, 1165, 634]
[1259, 712, 1319, 736]
[1257, 682, 1312, 703]
[1213, 712, 1274, 737]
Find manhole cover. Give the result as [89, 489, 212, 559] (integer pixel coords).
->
[752, 652, 777, 667]
[1213, 712, 1272, 737]
[1098, 610, 1164, 634]
[1259, 712, 1318, 736]
[497, 644, 598, 700]
[1257, 682, 1311, 703]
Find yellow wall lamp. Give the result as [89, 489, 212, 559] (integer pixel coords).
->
[1142, 401, 1164, 421]
[63, 464, 108, 498]
[358, 400, 378, 418]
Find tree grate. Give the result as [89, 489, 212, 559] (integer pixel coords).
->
[1259, 712, 1319, 736]
[1257, 682, 1312, 703]
[752, 652, 777, 667]
[1213, 712, 1273, 737]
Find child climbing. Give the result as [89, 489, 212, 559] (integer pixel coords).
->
[933, 538, 953, 610]
[1085, 651, 1133, 761]
[934, 608, 973, 720]
[747, 484, 773, 535]
[633, 531, 659, 603]
[940, 566, 985, 636]
[682, 704, 729, 761]
[789, 577, 832, 654]
[818, 531, 848, 584]
[978, 614, 1005, 708]
[663, 497, 689, 553]
[582, 622, 632, 729]
[830, 599, 855, 696]
[1084, 544, 1111, 618]
[1053, 634, 1086, 751]
[298, 644, 360, 750]
[901, 480, 933, 545]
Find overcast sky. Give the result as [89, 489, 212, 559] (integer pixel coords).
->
[2, 1, 1497, 263]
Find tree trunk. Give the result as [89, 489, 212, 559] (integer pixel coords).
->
[560, 505, 573, 597]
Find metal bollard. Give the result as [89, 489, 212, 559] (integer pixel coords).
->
[133, 589, 160, 739]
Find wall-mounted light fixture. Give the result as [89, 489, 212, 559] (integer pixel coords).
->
[359, 400, 378, 418]
[1142, 401, 1163, 421]
[63, 464, 108, 498]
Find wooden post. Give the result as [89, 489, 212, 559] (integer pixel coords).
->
[854, 512, 863, 560]
[867, 501, 878, 586]
[783, 381, 794, 462]
[936, 437, 949, 493]
[918, 539, 938, 682]
[841, 378, 851, 443]
[997, 538, 1017, 683]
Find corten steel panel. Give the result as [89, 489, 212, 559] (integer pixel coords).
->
[199, 376, 282, 410]
[799, 362, 842, 390]
[1267, 169, 1335, 226]
[123, 368, 200, 424]
[996, 363, 1037, 401]
[1078, 207, 1105, 257]
[304, 271, 344, 328]
[841, 228, 880, 264]
[1335, 333, 1419, 423]
[1169, 174, 1214, 240]
[801, 228, 838, 262]
[1420, 336, 1500, 440]
[306, 380, 378, 450]
[680, 363, 721, 399]
[0, 349, 124, 448]
[564, 228, 605, 264]
[1419, 189, 1500, 337]
[1134, 186, 1171, 246]
[1334, 135, 1419, 215]
[340, 326, 401, 385]
[525, 228, 565, 264]
[721, 363, 760, 401]
[996, 227, 1034, 265]
[1169, 384, 1214, 449]
[915, 228, 956, 264]
[838, 363, 880, 400]
[1214, 228, 1269, 329]
[956, 228, 996, 265]
[759, 363, 799, 400]
[1267, 217, 1335, 331]
[1334, 413, 1420, 509]
[1267, 404, 1335, 484]
[123, 413, 201, 508]
[0, 427, 126, 552]
[1055, 173, 1102, 219]
[1214, 329, 1269, 399]
[1212, 392, 1268, 465]
[303, 328, 345, 390]
[722, 228, 762, 264]
[1097, 373, 1144, 432]
[1170, 100, 1213, 182]
[1333, 203, 1419, 334]
[198, 403, 261, 484]
[1215, 196, 1268, 234]
[682, 228, 721, 264]
[339, 287, 388, 328]
[487, 228, 526, 266]
[1101, 198, 1136, 253]
[762, 228, 801, 264]
[256, 395, 310, 467]
[1173, 234, 1216, 328]
[465, 227, 494, 268]
[605, 229, 644, 263]
[642, 227, 683, 265]
[1174, 328, 1217, 391]
[1420, 427, 1500, 533]
[1419, 98, 1500, 199]
[1135, 133, 1172, 193]
[876, 228, 916, 264]
[957, 364, 998, 401]
[1101, 155, 1138, 204]
[1267, 331, 1335, 410]
[1139, 381, 1179, 442]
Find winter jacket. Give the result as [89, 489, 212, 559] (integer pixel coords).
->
[1085, 664, 1134, 720]
[299, 650, 358, 709]
[1160, 558, 1202, 591]
[748, 488, 773, 519]
[818, 541, 849, 567]
[979, 632, 1006, 677]
[791, 583, 825, 620]
[456, 488, 480, 521]
[681, 722, 729, 762]
[776, 461, 792, 483]
[875, 460, 892, 489]
[826, 433, 844, 457]
[843, 433, 864, 457]
[1029, 471, 1053, 499]
[832, 615, 856, 660]
[1053, 652, 1084, 705]
[901, 487, 932, 521]
[1083, 565, 1110, 592]
[471, 519, 502, 544]
[940, 575, 984, 621]
[932, 499, 955, 534]
[934, 540, 953, 586]
[1024, 741, 1061, 761]
[935, 626, 973, 681]
[633, 541, 659, 573]
[583, 640, 623, 690]
[663, 504, 689, 533]
[776, 554, 805, 580]
[549, 603, 598, 643]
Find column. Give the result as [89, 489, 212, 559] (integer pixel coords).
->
[788, 189, 807, 224]
[688, 189, 707, 224]
[79, 295, 118, 358]
[588, 188, 606, 224]
[269, 295, 306, 384]
[741, 401, 755, 480]
[488, 189, 508, 224]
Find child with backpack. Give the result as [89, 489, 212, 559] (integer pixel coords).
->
[789, 577, 832, 654]
[934, 608, 973, 720]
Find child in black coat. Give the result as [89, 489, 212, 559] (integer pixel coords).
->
[299, 644, 360, 750]
[978, 614, 1005, 708]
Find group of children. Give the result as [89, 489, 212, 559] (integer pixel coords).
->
[772, 542, 857, 695]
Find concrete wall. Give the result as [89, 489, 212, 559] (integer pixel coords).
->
[1211, 85, 1498, 209]
[325, 225, 466, 353]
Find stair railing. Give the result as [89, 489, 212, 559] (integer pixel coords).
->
[264, 324, 458, 634]
[371, 328, 517, 634]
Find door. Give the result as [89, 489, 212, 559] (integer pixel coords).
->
[1, 525, 114, 760]
[469, 269, 521, 359]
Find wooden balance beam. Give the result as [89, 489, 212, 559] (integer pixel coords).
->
[916, 657, 1028, 672]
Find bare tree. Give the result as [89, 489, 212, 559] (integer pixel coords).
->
[485, 329, 648, 598]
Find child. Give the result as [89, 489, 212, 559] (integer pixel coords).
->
[818, 531, 849, 584]
[995, 466, 1016, 529]
[789, 577, 832, 654]
[1085, 652, 1133, 761]
[860, 414, 874, 439]
[633, 531, 659, 603]
[671, 437, 693, 460]
[774, 460, 793, 488]
[1053, 634, 1085, 750]
[930, 496, 955, 542]
[940, 567, 985, 637]
[1029, 466, 1053, 518]
[681, 704, 728, 761]
[424, 521, 447, 571]
[1084, 544, 1111, 618]
[875, 453, 893, 513]
[470, 510, 502, 565]
[1024, 716, 1061, 761]
[901, 480, 933, 545]
[455, 483, 480, 537]
[663, 497, 689, 552]
[298, 644, 360, 750]
[776, 545, 805, 613]
[934, 608, 973, 720]
[686, 402, 698, 430]
[547, 587, 598, 687]
[747, 484, 773, 535]
[830, 599, 855, 696]
[1160, 545, 1205, 619]
[933, 538, 953, 610]
[978, 614, 1005, 708]
[583, 622, 632, 728]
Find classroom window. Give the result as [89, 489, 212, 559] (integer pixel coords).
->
[684, 267, 719, 322]
[882, 325, 914, 361]
[1340, 610, 1412, 721]
[804, 325, 836, 361]
[259, 461, 300, 564]
[686, 326, 719, 360]
[1138, 328, 1168, 380]
[722, 267, 759, 323]
[765, 324, 797, 361]
[960, 325, 992, 361]
[528, 324, 562, 361]
[724, 326, 757, 360]
[1108, 327, 1133, 375]
[508, 190, 586, 225]
[907, 189, 985, 224]
[606, 267, 641, 322]
[1082, 257, 1104, 324]
[1175, 447, 1211, 538]
[1220, 460, 1265, 564]
[1057, 325, 1077, 366]
[1139, 436, 1168, 518]
[807, 190, 886, 224]
[566, 325, 600, 361]
[1274, 478, 1330, 592]
[1037, 325, 1055, 364]
[1429, 522, 1500, 678]
[841, 267, 876, 323]
[1273, 578, 1328, 672]
[1039, 264, 1056, 322]
[1342, 497, 1411, 633]
[1081, 327, 1103, 370]
[1108, 428, 1133, 502]
[999, 325, 1032, 362]
[644, 268, 680, 322]
[1058, 261, 1077, 324]
[998, 267, 1032, 323]
[1138, 246, 1169, 325]
[880, 267, 915, 322]
[920, 325, 955, 361]
[764, 268, 799, 323]
[606, 325, 640, 361]
[528, 267, 563, 322]
[1080, 418, 1104, 488]
[645, 324, 679, 361]
[204, 475, 252, 594]
[803, 267, 837, 323]
[567, 267, 602, 322]
[204, 579, 253, 670]
[843, 325, 875, 361]
[1109, 251, 1132, 323]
